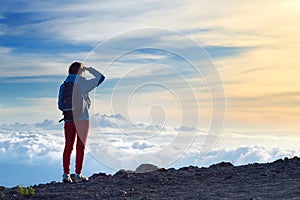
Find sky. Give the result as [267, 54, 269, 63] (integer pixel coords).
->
[0, 0, 300, 187]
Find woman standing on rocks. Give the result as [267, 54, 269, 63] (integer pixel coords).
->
[58, 62, 105, 183]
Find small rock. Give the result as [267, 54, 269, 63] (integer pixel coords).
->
[260, 173, 268, 177]
[114, 169, 132, 178]
[180, 166, 199, 171]
[209, 162, 234, 168]
[224, 175, 233, 180]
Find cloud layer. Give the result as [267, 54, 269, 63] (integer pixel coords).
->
[1, 113, 299, 187]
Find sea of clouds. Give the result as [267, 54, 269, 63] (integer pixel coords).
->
[0, 114, 299, 187]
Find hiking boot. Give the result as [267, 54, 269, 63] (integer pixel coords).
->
[74, 174, 89, 183]
[62, 174, 73, 183]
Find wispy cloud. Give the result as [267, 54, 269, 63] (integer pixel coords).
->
[0, 98, 60, 124]
[0, 0, 299, 128]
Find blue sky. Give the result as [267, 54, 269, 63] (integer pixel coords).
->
[0, 0, 300, 187]
[1, 1, 299, 128]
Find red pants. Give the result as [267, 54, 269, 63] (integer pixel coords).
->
[63, 120, 89, 174]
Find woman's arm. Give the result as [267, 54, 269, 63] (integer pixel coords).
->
[82, 67, 105, 92]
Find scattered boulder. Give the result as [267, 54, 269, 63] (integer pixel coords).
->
[209, 162, 234, 168]
[134, 163, 159, 173]
[113, 169, 132, 178]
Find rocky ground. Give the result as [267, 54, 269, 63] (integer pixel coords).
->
[1, 157, 300, 200]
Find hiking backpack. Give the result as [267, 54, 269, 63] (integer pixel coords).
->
[60, 82, 84, 122]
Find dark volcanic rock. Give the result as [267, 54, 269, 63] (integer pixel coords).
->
[134, 163, 159, 173]
[209, 161, 234, 168]
[1, 157, 300, 199]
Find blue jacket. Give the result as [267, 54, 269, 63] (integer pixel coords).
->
[58, 67, 105, 121]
